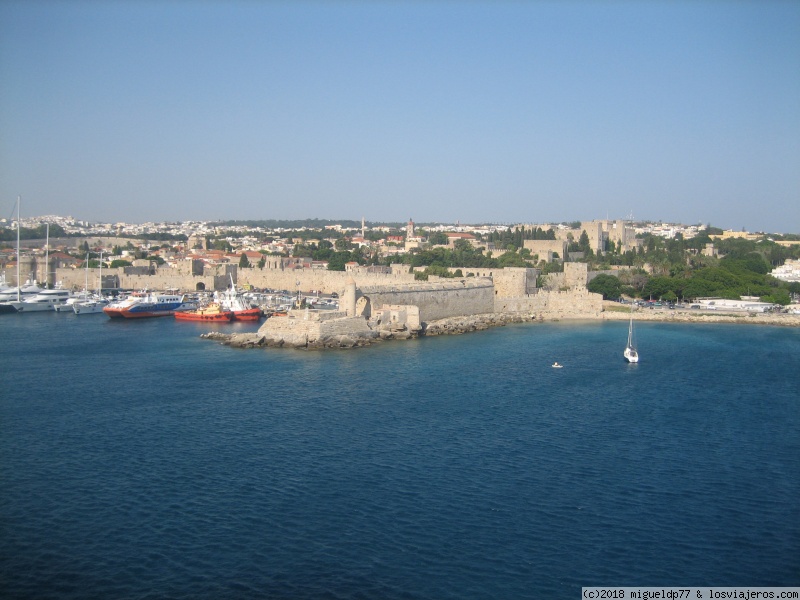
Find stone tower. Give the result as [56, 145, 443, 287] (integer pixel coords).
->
[343, 276, 357, 316]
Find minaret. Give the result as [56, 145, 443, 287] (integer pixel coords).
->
[406, 218, 414, 240]
[361, 216, 365, 239]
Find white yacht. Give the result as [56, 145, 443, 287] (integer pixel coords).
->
[73, 297, 109, 314]
[15, 287, 75, 313]
[0, 278, 45, 302]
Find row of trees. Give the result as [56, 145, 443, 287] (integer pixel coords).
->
[587, 234, 799, 304]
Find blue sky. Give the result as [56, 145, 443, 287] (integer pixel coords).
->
[1, 1, 798, 232]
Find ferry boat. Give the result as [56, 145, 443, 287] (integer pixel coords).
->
[103, 291, 197, 319]
[174, 302, 233, 322]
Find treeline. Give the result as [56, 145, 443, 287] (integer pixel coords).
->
[0, 223, 69, 241]
[588, 234, 800, 304]
[282, 238, 535, 272]
[486, 226, 557, 246]
[390, 240, 532, 270]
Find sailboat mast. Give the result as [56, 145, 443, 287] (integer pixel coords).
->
[45, 223, 49, 288]
[15, 196, 20, 302]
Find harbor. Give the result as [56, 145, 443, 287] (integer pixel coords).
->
[2, 311, 798, 599]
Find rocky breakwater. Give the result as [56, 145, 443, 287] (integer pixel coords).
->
[200, 309, 540, 350]
[422, 312, 537, 335]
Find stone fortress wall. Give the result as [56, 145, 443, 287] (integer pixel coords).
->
[53, 262, 537, 299]
[353, 279, 496, 322]
[53, 260, 601, 332]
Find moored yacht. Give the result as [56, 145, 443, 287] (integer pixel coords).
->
[73, 297, 109, 315]
[14, 287, 75, 313]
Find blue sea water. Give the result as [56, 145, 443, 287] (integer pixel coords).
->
[1, 313, 798, 599]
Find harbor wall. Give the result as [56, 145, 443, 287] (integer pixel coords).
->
[52, 264, 539, 299]
[257, 310, 375, 347]
[495, 288, 603, 315]
[50, 263, 597, 320]
[354, 280, 496, 322]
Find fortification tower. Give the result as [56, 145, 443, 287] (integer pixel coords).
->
[343, 276, 357, 316]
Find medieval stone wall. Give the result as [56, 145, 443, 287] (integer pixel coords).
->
[564, 262, 589, 289]
[495, 288, 603, 315]
[523, 239, 567, 262]
[355, 280, 495, 322]
[257, 310, 374, 346]
[454, 267, 537, 297]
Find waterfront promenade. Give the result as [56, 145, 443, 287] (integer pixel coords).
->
[592, 301, 800, 327]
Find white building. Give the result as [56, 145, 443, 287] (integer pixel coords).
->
[770, 259, 800, 283]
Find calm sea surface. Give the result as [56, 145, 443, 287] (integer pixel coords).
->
[1, 313, 798, 599]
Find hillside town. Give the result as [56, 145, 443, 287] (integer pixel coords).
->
[2, 215, 799, 278]
[2, 215, 799, 339]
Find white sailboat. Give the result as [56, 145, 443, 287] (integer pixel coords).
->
[0, 196, 33, 313]
[73, 252, 108, 314]
[624, 304, 639, 363]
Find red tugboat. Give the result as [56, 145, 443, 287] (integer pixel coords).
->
[174, 302, 233, 322]
[216, 276, 263, 321]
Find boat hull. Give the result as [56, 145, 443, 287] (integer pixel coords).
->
[175, 312, 233, 322]
[74, 301, 108, 315]
[231, 308, 263, 321]
[174, 302, 234, 322]
[103, 294, 195, 319]
[104, 308, 179, 318]
[624, 346, 639, 363]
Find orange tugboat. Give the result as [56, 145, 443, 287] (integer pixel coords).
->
[174, 302, 233, 322]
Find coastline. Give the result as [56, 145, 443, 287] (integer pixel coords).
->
[202, 302, 800, 350]
[573, 301, 800, 327]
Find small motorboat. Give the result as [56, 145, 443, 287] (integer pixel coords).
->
[552, 362, 563, 368]
[174, 302, 233, 322]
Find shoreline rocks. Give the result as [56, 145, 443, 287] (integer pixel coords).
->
[200, 311, 540, 350]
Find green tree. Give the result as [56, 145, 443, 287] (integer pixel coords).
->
[587, 274, 622, 300]
[239, 253, 250, 268]
[428, 232, 448, 245]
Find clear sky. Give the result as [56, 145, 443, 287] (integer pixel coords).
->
[1, 1, 798, 232]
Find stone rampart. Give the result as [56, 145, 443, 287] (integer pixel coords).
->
[238, 268, 420, 296]
[256, 309, 376, 348]
[495, 288, 603, 315]
[356, 279, 495, 322]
